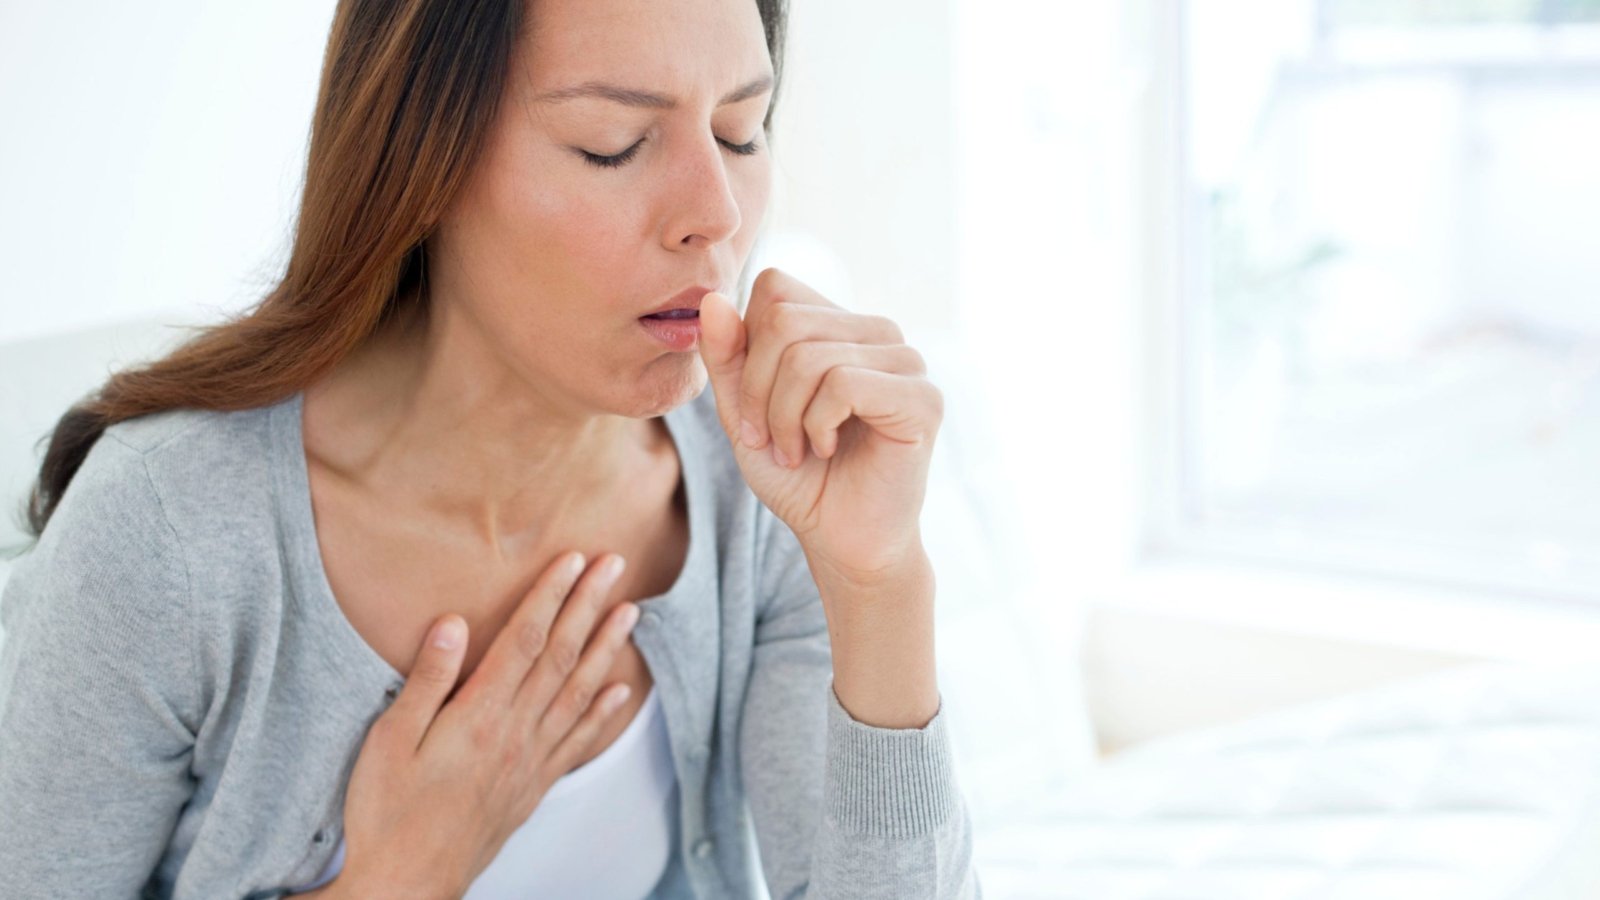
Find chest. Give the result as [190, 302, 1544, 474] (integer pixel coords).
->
[303, 458, 689, 770]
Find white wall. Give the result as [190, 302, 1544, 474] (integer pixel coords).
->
[0, 1, 338, 343]
[763, 0, 957, 338]
[0, 1, 959, 344]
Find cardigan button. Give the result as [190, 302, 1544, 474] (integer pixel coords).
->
[693, 838, 714, 859]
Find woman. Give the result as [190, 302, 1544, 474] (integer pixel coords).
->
[0, 0, 977, 897]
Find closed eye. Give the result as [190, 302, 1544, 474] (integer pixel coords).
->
[578, 136, 763, 170]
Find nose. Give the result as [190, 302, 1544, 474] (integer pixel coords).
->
[662, 132, 743, 251]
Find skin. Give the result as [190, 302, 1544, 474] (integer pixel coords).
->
[300, 0, 944, 893]
[300, 0, 774, 765]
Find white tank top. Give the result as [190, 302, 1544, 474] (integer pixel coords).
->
[291, 686, 679, 897]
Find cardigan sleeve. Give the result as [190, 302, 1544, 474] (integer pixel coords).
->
[0, 434, 201, 900]
[738, 505, 980, 899]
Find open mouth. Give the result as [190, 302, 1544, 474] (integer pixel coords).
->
[638, 310, 702, 350]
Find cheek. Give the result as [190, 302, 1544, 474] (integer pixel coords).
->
[489, 172, 641, 284]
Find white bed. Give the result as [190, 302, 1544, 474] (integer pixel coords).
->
[973, 660, 1600, 899]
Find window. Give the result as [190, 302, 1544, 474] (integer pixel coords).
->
[1176, 0, 1600, 599]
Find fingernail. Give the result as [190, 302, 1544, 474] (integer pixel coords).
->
[772, 443, 791, 468]
[740, 418, 761, 449]
[604, 685, 632, 712]
[433, 617, 462, 649]
[621, 602, 640, 628]
[604, 555, 626, 581]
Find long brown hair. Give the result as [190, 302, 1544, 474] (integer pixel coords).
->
[9, 0, 788, 555]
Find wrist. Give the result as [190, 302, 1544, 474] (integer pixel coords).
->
[812, 549, 941, 729]
[804, 537, 931, 597]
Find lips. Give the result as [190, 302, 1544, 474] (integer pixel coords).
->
[639, 311, 702, 350]
[641, 285, 714, 318]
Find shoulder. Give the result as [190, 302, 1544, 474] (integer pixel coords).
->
[1, 413, 213, 737]
[102, 398, 277, 478]
[5, 416, 195, 676]
[28, 396, 284, 583]
[15, 398, 287, 624]
[99, 397, 285, 533]
[100, 402, 213, 455]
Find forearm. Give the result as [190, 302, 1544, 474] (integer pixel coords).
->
[805, 541, 941, 730]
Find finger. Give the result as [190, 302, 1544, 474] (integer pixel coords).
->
[732, 265, 851, 451]
[452, 550, 587, 712]
[541, 682, 633, 784]
[766, 342, 926, 468]
[512, 553, 628, 717]
[695, 290, 751, 443]
[740, 304, 902, 453]
[801, 367, 944, 458]
[739, 267, 843, 343]
[388, 614, 468, 752]
[530, 600, 641, 751]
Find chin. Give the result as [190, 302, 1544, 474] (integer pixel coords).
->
[625, 360, 707, 418]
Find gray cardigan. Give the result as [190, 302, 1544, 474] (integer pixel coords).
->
[0, 386, 979, 899]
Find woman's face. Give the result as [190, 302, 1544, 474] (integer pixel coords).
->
[427, 0, 775, 417]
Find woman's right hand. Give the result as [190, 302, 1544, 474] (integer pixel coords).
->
[334, 550, 641, 899]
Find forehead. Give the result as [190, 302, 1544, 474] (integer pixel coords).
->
[520, 0, 771, 96]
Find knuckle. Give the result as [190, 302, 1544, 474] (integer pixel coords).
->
[515, 618, 548, 661]
[740, 383, 766, 416]
[739, 381, 768, 422]
[786, 341, 823, 380]
[766, 300, 801, 334]
[753, 266, 785, 295]
[901, 345, 928, 373]
[414, 660, 456, 690]
[819, 364, 846, 393]
[499, 733, 524, 769]
[548, 640, 581, 678]
[468, 715, 500, 748]
[801, 411, 825, 445]
[550, 690, 582, 723]
[569, 682, 595, 713]
[870, 314, 904, 343]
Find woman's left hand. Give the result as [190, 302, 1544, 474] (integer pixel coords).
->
[696, 268, 943, 585]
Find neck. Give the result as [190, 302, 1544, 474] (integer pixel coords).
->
[303, 286, 666, 560]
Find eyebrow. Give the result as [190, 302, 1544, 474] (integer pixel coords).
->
[534, 74, 774, 109]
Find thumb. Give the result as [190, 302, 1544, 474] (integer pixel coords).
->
[387, 613, 467, 751]
[696, 290, 749, 438]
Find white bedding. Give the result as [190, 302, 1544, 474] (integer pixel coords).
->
[975, 661, 1600, 899]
